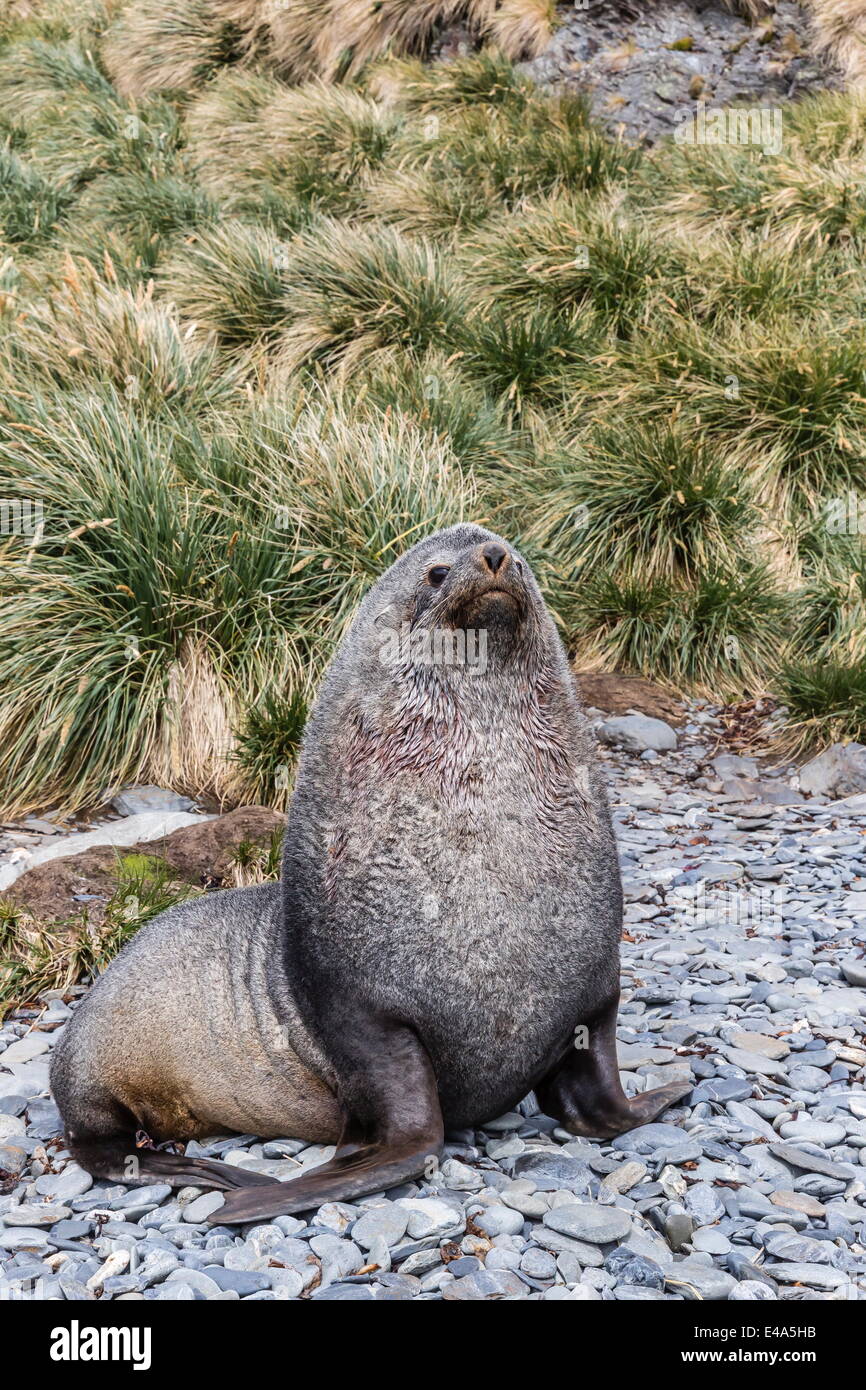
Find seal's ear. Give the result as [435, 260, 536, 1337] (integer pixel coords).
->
[372, 601, 402, 629]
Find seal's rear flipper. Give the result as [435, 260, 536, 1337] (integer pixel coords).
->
[209, 1138, 438, 1224]
[210, 1018, 444, 1225]
[127, 1150, 281, 1191]
[537, 994, 693, 1141]
[68, 1133, 282, 1192]
[58, 1084, 282, 1193]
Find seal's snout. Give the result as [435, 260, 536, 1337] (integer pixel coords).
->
[479, 542, 509, 576]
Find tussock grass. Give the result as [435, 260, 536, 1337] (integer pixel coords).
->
[521, 420, 760, 583]
[186, 71, 401, 217]
[219, 393, 480, 640]
[370, 48, 535, 112]
[74, 170, 219, 243]
[681, 234, 832, 324]
[356, 347, 528, 472]
[361, 164, 494, 241]
[456, 303, 599, 418]
[399, 95, 637, 213]
[160, 219, 292, 349]
[6, 255, 232, 410]
[3, 3, 866, 845]
[484, 0, 557, 60]
[224, 826, 284, 887]
[273, 219, 463, 375]
[99, 0, 556, 95]
[603, 312, 866, 510]
[231, 692, 308, 809]
[567, 563, 790, 697]
[101, 0, 249, 98]
[810, 0, 866, 83]
[776, 658, 866, 750]
[783, 87, 866, 160]
[645, 139, 866, 252]
[463, 196, 670, 336]
[0, 147, 72, 250]
[0, 37, 115, 122]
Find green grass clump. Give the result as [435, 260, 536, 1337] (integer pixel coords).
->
[400, 95, 638, 215]
[224, 827, 284, 887]
[0, 147, 72, 250]
[456, 303, 599, 418]
[372, 48, 536, 113]
[0, 37, 116, 124]
[463, 197, 671, 337]
[567, 563, 789, 697]
[274, 219, 463, 375]
[221, 393, 480, 639]
[160, 219, 292, 349]
[101, 0, 250, 99]
[186, 71, 402, 218]
[776, 659, 866, 748]
[522, 420, 759, 582]
[231, 691, 308, 808]
[357, 348, 530, 473]
[6, 257, 232, 410]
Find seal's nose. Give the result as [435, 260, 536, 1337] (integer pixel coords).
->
[479, 542, 509, 576]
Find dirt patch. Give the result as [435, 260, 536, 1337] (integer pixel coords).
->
[4, 806, 284, 925]
[576, 670, 687, 724]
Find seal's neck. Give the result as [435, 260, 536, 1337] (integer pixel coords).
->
[343, 645, 581, 813]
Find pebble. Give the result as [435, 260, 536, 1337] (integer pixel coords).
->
[182, 1192, 226, 1224]
[767, 1263, 850, 1290]
[473, 1204, 524, 1238]
[543, 1203, 632, 1244]
[2, 1203, 72, 1227]
[352, 1205, 410, 1250]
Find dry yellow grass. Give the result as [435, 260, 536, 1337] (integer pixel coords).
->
[484, 0, 556, 59]
[810, 0, 866, 81]
[101, 0, 556, 95]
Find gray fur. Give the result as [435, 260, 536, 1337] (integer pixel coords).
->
[280, 524, 622, 1128]
[52, 525, 622, 1152]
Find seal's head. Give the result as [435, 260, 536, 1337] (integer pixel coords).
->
[367, 524, 547, 670]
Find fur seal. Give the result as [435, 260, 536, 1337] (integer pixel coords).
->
[51, 525, 689, 1223]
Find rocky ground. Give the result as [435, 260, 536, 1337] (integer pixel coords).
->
[2, 699, 866, 1301]
[523, 1, 838, 143]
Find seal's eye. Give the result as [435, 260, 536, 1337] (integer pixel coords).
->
[427, 565, 451, 588]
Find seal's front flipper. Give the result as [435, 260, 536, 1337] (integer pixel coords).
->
[209, 1020, 444, 1225]
[537, 995, 692, 1141]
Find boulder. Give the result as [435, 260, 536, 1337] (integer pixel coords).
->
[108, 785, 196, 816]
[4, 807, 285, 924]
[710, 753, 758, 779]
[0, 811, 210, 892]
[798, 742, 866, 798]
[720, 777, 804, 805]
[598, 714, 678, 754]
